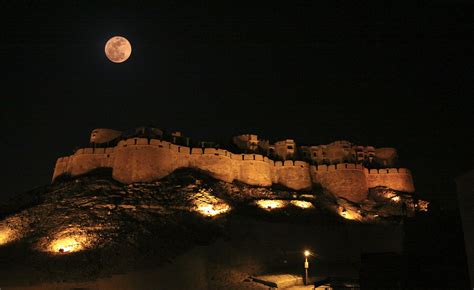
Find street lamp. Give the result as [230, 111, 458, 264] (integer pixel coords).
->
[304, 250, 310, 285]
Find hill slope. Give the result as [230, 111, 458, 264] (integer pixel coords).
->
[0, 169, 415, 288]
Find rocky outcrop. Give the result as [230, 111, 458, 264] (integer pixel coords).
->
[0, 169, 426, 288]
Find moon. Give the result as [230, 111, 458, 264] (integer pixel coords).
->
[104, 36, 132, 63]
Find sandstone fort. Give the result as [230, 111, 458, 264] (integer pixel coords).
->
[53, 127, 415, 203]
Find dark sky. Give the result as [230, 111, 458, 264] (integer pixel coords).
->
[1, 1, 472, 206]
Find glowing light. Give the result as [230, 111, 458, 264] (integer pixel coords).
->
[381, 189, 399, 201]
[193, 189, 231, 217]
[340, 211, 354, 220]
[51, 235, 87, 253]
[42, 227, 94, 254]
[0, 226, 15, 245]
[256, 200, 286, 211]
[0, 217, 23, 246]
[196, 202, 230, 217]
[105, 36, 132, 63]
[417, 200, 429, 212]
[304, 250, 310, 257]
[290, 200, 313, 209]
[338, 207, 360, 220]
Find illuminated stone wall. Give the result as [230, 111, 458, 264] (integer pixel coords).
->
[52, 147, 115, 179]
[189, 148, 237, 183]
[237, 155, 272, 187]
[311, 164, 368, 202]
[52, 137, 415, 202]
[112, 139, 182, 183]
[365, 168, 415, 193]
[273, 160, 312, 190]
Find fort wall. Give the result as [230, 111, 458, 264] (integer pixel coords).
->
[365, 168, 415, 193]
[112, 139, 188, 183]
[52, 138, 416, 202]
[52, 147, 115, 180]
[239, 158, 272, 186]
[189, 150, 235, 183]
[52, 157, 70, 180]
[274, 160, 312, 190]
[310, 164, 368, 202]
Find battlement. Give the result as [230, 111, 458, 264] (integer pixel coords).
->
[74, 147, 115, 155]
[367, 168, 411, 175]
[53, 133, 416, 203]
[312, 163, 365, 172]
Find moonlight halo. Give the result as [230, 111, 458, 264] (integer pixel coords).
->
[104, 36, 132, 63]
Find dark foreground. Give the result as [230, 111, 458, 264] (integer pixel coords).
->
[0, 169, 469, 289]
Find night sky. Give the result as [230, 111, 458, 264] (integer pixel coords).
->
[1, 1, 472, 206]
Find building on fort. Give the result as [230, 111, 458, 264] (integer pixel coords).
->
[300, 142, 374, 166]
[230, 134, 396, 166]
[53, 127, 415, 203]
[170, 131, 190, 147]
[273, 139, 296, 161]
[300, 142, 398, 167]
[232, 134, 259, 152]
[232, 134, 272, 156]
[90, 128, 122, 145]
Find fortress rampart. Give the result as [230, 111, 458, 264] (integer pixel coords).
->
[365, 168, 415, 193]
[53, 137, 415, 202]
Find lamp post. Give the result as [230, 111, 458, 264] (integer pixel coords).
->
[304, 250, 310, 285]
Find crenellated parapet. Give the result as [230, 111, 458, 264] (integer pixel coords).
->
[52, 147, 116, 179]
[365, 167, 415, 193]
[53, 133, 416, 203]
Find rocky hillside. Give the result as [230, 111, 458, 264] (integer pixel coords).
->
[0, 169, 425, 287]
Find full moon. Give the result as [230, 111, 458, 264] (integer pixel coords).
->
[104, 36, 132, 63]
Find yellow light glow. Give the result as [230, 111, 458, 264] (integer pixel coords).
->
[43, 228, 94, 254]
[304, 250, 310, 257]
[0, 216, 24, 246]
[417, 200, 429, 212]
[196, 203, 231, 217]
[381, 189, 398, 201]
[193, 189, 231, 217]
[50, 235, 87, 253]
[391, 196, 400, 202]
[291, 200, 313, 209]
[256, 200, 286, 210]
[340, 211, 355, 220]
[339, 208, 359, 220]
[0, 227, 15, 245]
